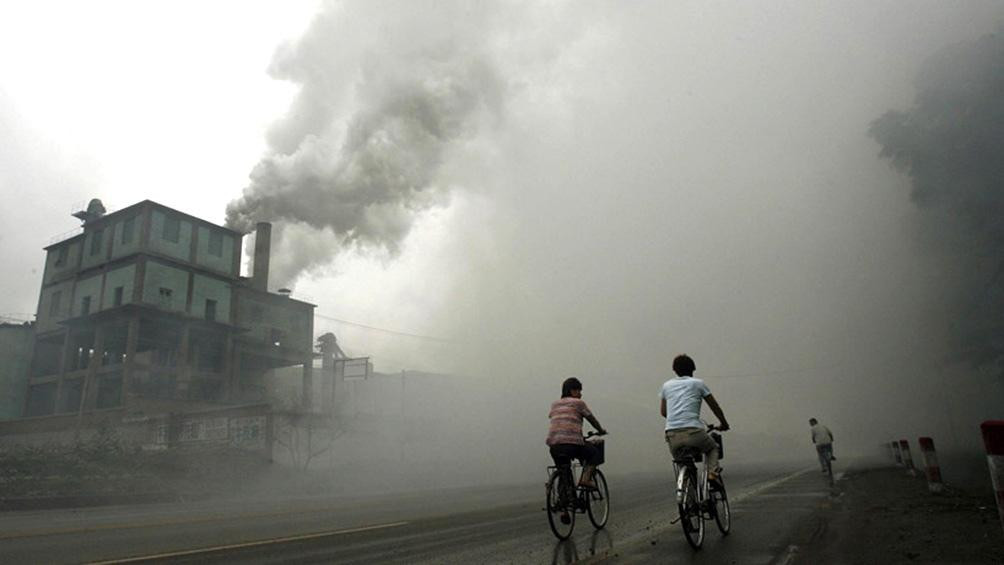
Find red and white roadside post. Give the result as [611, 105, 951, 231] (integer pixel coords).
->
[892, 441, 903, 466]
[899, 439, 917, 476]
[917, 437, 944, 493]
[980, 420, 1004, 534]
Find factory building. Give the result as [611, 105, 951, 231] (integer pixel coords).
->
[22, 199, 316, 421]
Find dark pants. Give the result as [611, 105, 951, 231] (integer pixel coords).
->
[816, 444, 833, 471]
[550, 443, 600, 467]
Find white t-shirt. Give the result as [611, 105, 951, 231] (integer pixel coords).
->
[811, 423, 833, 445]
[660, 376, 711, 431]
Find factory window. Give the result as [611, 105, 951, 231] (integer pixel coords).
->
[90, 229, 104, 256]
[122, 216, 135, 245]
[26, 383, 57, 417]
[158, 287, 173, 309]
[69, 330, 96, 372]
[31, 335, 63, 377]
[101, 324, 128, 366]
[50, 291, 62, 316]
[163, 216, 180, 243]
[205, 299, 217, 321]
[55, 246, 68, 266]
[135, 323, 180, 369]
[57, 379, 84, 413]
[113, 286, 124, 306]
[208, 231, 224, 257]
[80, 296, 91, 316]
[96, 375, 123, 409]
[193, 331, 224, 372]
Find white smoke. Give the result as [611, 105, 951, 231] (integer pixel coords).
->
[226, 1, 506, 287]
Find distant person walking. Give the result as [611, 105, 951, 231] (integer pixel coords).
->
[809, 418, 835, 473]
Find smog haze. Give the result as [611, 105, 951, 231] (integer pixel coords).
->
[3, 1, 1004, 482]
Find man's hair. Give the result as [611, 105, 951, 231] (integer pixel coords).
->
[809, 418, 818, 425]
[672, 354, 696, 376]
[561, 377, 583, 398]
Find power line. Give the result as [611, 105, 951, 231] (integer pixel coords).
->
[313, 311, 459, 344]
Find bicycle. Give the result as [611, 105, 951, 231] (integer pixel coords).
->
[545, 433, 610, 540]
[671, 426, 730, 550]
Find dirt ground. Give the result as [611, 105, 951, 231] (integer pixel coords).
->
[793, 466, 1004, 564]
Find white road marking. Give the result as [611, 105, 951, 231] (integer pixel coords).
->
[731, 468, 815, 504]
[84, 521, 410, 564]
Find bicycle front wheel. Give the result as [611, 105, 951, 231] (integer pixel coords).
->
[711, 478, 731, 535]
[546, 470, 575, 540]
[678, 471, 704, 549]
[586, 469, 610, 529]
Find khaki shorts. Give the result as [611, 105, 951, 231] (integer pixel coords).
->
[665, 427, 720, 470]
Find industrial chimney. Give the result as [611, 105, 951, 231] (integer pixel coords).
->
[252, 222, 271, 292]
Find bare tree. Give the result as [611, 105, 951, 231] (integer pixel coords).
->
[272, 392, 344, 470]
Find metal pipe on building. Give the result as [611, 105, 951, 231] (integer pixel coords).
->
[252, 222, 272, 292]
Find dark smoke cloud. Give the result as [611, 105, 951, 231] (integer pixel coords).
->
[870, 29, 1004, 365]
[226, 2, 505, 287]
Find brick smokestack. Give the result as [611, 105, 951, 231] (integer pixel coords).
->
[252, 222, 272, 292]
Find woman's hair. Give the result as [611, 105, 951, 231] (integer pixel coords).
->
[561, 377, 583, 398]
[672, 354, 696, 376]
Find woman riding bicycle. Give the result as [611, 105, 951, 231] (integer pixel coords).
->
[546, 377, 607, 492]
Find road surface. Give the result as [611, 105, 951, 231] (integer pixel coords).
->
[0, 463, 838, 564]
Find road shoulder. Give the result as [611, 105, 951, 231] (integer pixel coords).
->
[788, 466, 1004, 564]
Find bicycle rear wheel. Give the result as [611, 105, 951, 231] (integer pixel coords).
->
[546, 470, 575, 540]
[586, 469, 610, 529]
[710, 478, 731, 535]
[678, 470, 704, 549]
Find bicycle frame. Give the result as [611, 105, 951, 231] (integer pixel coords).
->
[548, 464, 577, 497]
[673, 457, 708, 505]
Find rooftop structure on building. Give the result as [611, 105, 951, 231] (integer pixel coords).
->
[24, 199, 316, 419]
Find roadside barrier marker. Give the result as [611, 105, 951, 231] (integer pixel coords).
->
[980, 420, 1004, 535]
[899, 439, 917, 477]
[918, 436, 944, 493]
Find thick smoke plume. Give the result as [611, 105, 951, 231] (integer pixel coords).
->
[870, 29, 1004, 366]
[226, 2, 504, 287]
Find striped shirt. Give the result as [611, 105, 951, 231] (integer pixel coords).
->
[546, 397, 592, 446]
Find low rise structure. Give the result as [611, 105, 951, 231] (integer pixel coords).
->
[21, 199, 316, 424]
[0, 321, 33, 420]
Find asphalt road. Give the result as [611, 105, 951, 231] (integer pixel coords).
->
[0, 463, 836, 564]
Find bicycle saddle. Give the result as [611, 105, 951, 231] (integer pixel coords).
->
[674, 446, 704, 462]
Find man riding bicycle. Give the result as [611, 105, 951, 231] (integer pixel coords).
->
[546, 377, 607, 491]
[660, 354, 730, 482]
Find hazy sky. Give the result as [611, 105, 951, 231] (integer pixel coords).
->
[3, 1, 1004, 451]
